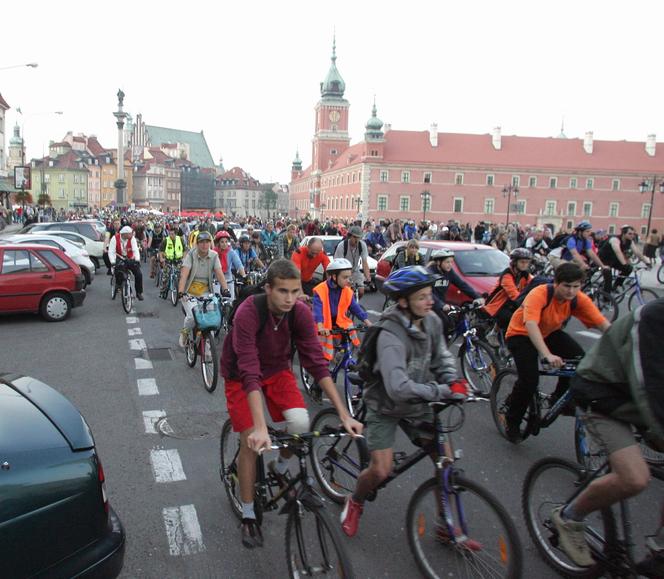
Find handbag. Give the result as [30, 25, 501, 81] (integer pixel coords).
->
[194, 296, 221, 331]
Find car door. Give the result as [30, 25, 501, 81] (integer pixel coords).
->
[0, 249, 54, 312]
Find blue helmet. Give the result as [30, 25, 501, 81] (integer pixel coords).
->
[575, 220, 592, 231]
[383, 266, 439, 298]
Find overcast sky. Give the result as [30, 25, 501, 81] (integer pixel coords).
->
[3, 0, 663, 183]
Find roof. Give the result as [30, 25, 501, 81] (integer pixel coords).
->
[0, 93, 9, 110]
[86, 136, 107, 156]
[218, 166, 260, 187]
[0, 176, 20, 193]
[144, 125, 215, 167]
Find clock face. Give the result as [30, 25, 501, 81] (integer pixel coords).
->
[329, 110, 340, 123]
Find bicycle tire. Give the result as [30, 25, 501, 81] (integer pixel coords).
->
[627, 287, 658, 311]
[490, 369, 537, 442]
[110, 275, 116, 300]
[459, 339, 498, 397]
[185, 336, 197, 367]
[657, 264, 664, 284]
[122, 280, 132, 314]
[285, 501, 354, 579]
[522, 457, 615, 578]
[170, 277, 178, 306]
[200, 331, 219, 392]
[154, 265, 162, 287]
[592, 289, 618, 323]
[407, 475, 523, 579]
[309, 407, 368, 504]
[300, 362, 322, 404]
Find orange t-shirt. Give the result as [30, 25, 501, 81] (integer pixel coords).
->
[506, 284, 606, 339]
[291, 248, 331, 282]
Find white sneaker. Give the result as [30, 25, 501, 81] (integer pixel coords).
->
[551, 507, 594, 567]
[179, 329, 189, 348]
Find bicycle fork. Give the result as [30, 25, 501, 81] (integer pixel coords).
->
[435, 432, 470, 544]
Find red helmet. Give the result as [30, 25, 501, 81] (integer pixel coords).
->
[215, 230, 230, 241]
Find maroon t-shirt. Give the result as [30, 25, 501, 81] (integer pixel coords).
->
[221, 296, 330, 394]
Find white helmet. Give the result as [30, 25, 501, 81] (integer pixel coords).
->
[120, 226, 133, 235]
[326, 258, 353, 273]
[431, 248, 454, 260]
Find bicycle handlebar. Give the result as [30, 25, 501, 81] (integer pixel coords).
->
[258, 430, 364, 453]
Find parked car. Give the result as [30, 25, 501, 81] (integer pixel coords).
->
[37, 229, 104, 267]
[3, 234, 96, 286]
[375, 240, 510, 306]
[0, 243, 86, 321]
[299, 235, 377, 282]
[0, 372, 125, 577]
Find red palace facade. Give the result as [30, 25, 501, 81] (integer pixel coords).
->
[290, 42, 664, 235]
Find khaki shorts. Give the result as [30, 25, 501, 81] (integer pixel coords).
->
[365, 406, 434, 452]
[584, 412, 637, 455]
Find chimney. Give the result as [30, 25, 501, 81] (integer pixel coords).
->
[429, 123, 438, 147]
[384, 123, 391, 133]
[583, 131, 594, 154]
[492, 126, 501, 150]
[646, 134, 656, 157]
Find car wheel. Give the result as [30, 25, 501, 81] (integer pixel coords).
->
[82, 268, 91, 288]
[91, 256, 100, 269]
[40, 292, 72, 322]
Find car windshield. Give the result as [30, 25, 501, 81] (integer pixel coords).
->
[323, 239, 341, 255]
[453, 249, 509, 276]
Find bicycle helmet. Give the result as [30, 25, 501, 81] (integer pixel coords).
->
[196, 231, 212, 242]
[575, 220, 593, 231]
[239, 235, 251, 243]
[383, 266, 439, 298]
[327, 258, 353, 273]
[509, 248, 532, 261]
[431, 248, 455, 260]
[215, 230, 230, 241]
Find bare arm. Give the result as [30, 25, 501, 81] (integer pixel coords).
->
[214, 265, 229, 291]
[246, 391, 270, 451]
[178, 266, 190, 294]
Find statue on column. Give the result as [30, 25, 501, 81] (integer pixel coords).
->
[117, 89, 125, 107]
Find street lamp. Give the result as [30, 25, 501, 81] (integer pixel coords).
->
[639, 177, 664, 236]
[354, 197, 363, 218]
[420, 189, 431, 223]
[320, 202, 326, 220]
[0, 63, 38, 71]
[502, 184, 519, 227]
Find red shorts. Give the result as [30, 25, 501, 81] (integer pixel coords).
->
[225, 369, 306, 433]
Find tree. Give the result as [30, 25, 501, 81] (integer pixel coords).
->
[38, 193, 51, 208]
[15, 190, 33, 207]
[261, 187, 278, 220]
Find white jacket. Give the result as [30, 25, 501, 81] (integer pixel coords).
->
[108, 234, 141, 264]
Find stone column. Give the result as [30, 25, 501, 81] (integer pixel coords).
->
[113, 89, 128, 206]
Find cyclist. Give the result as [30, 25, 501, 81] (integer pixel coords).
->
[220, 259, 363, 548]
[502, 262, 611, 442]
[482, 248, 533, 331]
[103, 218, 122, 275]
[553, 298, 664, 572]
[291, 237, 330, 296]
[277, 224, 299, 260]
[133, 218, 147, 255]
[312, 258, 372, 361]
[426, 249, 484, 334]
[365, 224, 388, 257]
[159, 227, 185, 297]
[214, 230, 245, 299]
[334, 226, 372, 299]
[260, 221, 278, 249]
[108, 225, 144, 301]
[597, 224, 650, 293]
[524, 228, 549, 256]
[177, 232, 230, 347]
[250, 231, 269, 264]
[550, 221, 608, 272]
[393, 239, 424, 270]
[235, 235, 265, 271]
[147, 222, 165, 278]
[340, 266, 469, 537]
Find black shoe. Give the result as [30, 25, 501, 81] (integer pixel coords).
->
[635, 552, 664, 578]
[241, 518, 263, 549]
[505, 419, 523, 444]
[137, 293, 144, 301]
[106, 270, 112, 276]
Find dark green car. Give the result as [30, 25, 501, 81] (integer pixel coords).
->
[0, 373, 125, 578]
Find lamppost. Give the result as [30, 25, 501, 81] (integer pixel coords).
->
[320, 202, 326, 221]
[502, 184, 519, 227]
[639, 177, 664, 236]
[421, 189, 431, 223]
[354, 197, 363, 219]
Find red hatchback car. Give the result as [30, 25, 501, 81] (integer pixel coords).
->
[0, 243, 86, 321]
[375, 241, 510, 306]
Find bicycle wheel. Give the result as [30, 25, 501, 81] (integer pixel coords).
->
[309, 407, 368, 504]
[122, 279, 133, 313]
[407, 475, 522, 579]
[522, 457, 615, 578]
[628, 287, 658, 311]
[592, 290, 618, 323]
[110, 274, 116, 299]
[154, 264, 162, 287]
[300, 362, 322, 404]
[459, 339, 498, 397]
[657, 264, 664, 284]
[285, 501, 354, 579]
[185, 335, 197, 367]
[490, 369, 537, 442]
[200, 331, 219, 393]
[170, 276, 178, 306]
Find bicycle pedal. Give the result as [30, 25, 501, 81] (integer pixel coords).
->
[392, 451, 408, 466]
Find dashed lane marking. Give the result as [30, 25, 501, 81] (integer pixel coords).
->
[150, 449, 187, 482]
[128, 327, 143, 336]
[577, 330, 601, 340]
[129, 338, 147, 350]
[134, 358, 153, 370]
[126, 316, 139, 324]
[143, 410, 168, 434]
[137, 378, 159, 396]
[163, 505, 206, 556]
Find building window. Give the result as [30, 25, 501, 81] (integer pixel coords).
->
[377, 195, 388, 211]
[401, 171, 410, 184]
[455, 173, 464, 185]
[330, 149, 338, 155]
[583, 202, 592, 217]
[612, 179, 620, 191]
[549, 177, 557, 189]
[567, 201, 576, 216]
[586, 178, 594, 189]
[570, 177, 577, 188]
[59, 188, 65, 198]
[380, 170, 388, 182]
[486, 175, 494, 186]
[484, 198, 495, 213]
[566, 220, 574, 230]
[529, 176, 537, 188]
[609, 202, 619, 218]
[453, 197, 464, 213]
[400, 196, 410, 211]
[512, 175, 520, 187]
[545, 200, 557, 216]
[516, 200, 526, 214]
[423, 172, 432, 184]
[608, 225, 615, 234]
[59, 174, 65, 183]
[642, 203, 652, 219]
[422, 195, 431, 213]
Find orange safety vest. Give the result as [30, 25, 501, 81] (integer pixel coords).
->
[313, 281, 360, 360]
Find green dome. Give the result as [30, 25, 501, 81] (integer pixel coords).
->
[320, 37, 345, 98]
[9, 124, 23, 146]
[366, 102, 383, 131]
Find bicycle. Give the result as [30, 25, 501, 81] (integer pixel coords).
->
[490, 358, 581, 443]
[111, 256, 135, 314]
[309, 394, 523, 578]
[149, 248, 162, 286]
[161, 259, 181, 306]
[581, 268, 619, 322]
[523, 452, 664, 578]
[610, 263, 658, 312]
[219, 422, 355, 578]
[183, 294, 220, 393]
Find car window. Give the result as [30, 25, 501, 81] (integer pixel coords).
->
[38, 250, 71, 271]
[323, 239, 341, 255]
[453, 250, 510, 276]
[29, 252, 49, 272]
[2, 250, 31, 274]
[25, 239, 62, 250]
[78, 223, 101, 241]
[53, 233, 84, 246]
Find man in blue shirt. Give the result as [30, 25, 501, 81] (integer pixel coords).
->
[366, 225, 387, 256]
[260, 222, 278, 248]
[404, 220, 417, 240]
[235, 235, 264, 271]
[559, 221, 607, 271]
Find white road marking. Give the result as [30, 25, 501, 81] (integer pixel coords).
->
[577, 330, 601, 340]
[134, 358, 153, 370]
[163, 505, 206, 556]
[126, 316, 139, 324]
[151, 449, 187, 483]
[130, 308, 137, 314]
[137, 378, 159, 396]
[128, 327, 143, 336]
[129, 338, 147, 350]
[143, 410, 167, 434]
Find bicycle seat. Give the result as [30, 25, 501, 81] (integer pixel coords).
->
[347, 372, 364, 386]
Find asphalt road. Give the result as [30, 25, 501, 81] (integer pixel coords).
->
[0, 259, 661, 578]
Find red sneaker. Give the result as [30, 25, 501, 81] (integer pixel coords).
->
[340, 497, 363, 537]
[436, 524, 483, 551]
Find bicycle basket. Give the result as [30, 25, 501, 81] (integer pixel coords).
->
[193, 297, 221, 330]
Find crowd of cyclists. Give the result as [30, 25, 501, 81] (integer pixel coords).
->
[96, 208, 664, 577]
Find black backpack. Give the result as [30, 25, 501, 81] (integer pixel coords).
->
[548, 234, 571, 250]
[355, 319, 410, 386]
